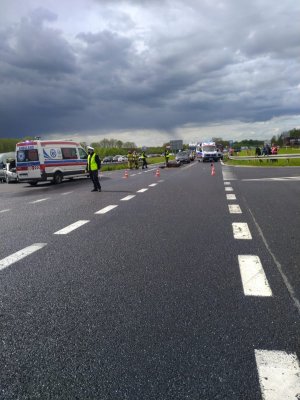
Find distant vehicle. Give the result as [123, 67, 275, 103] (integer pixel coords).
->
[102, 156, 114, 163]
[175, 151, 190, 164]
[16, 139, 88, 185]
[196, 142, 219, 162]
[4, 159, 18, 183]
[112, 155, 122, 162]
[217, 149, 223, 160]
[118, 156, 128, 162]
[0, 152, 15, 167]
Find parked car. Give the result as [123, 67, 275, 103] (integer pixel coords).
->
[103, 156, 114, 163]
[112, 155, 122, 162]
[3, 159, 18, 183]
[175, 151, 190, 164]
[118, 156, 128, 162]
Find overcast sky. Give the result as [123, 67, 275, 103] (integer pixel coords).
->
[0, 0, 299, 146]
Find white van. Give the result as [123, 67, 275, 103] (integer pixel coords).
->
[196, 142, 219, 162]
[16, 140, 88, 185]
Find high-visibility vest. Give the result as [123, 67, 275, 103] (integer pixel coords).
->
[88, 153, 98, 171]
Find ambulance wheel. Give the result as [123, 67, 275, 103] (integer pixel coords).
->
[53, 172, 63, 184]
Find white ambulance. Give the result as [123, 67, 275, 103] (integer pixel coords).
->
[16, 140, 89, 185]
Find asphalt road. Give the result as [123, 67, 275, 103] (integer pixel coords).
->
[1, 162, 300, 399]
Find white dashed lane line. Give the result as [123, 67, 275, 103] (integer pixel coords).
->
[137, 188, 148, 193]
[120, 195, 136, 201]
[238, 255, 272, 297]
[54, 220, 90, 235]
[61, 191, 74, 196]
[0, 209, 11, 213]
[29, 198, 50, 204]
[255, 350, 300, 399]
[228, 204, 242, 214]
[226, 194, 237, 200]
[0, 243, 47, 271]
[95, 205, 118, 214]
[232, 223, 252, 239]
[149, 183, 158, 187]
[224, 182, 231, 185]
[225, 187, 233, 192]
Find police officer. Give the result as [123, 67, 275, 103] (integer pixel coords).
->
[86, 146, 101, 192]
[141, 151, 148, 169]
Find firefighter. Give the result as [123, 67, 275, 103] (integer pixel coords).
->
[86, 146, 101, 192]
[164, 148, 170, 167]
[133, 150, 139, 169]
[127, 150, 133, 169]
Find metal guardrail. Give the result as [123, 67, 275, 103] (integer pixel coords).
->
[228, 154, 300, 160]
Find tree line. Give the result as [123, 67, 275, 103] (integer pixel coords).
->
[1, 128, 299, 154]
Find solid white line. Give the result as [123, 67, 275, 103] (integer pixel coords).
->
[225, 187, 233, 191]
[0, 209, 11, 213]
[248, 207, 300, 315]
[238, 255, 272, 296]
[95, 205, 118, 214]
[226, 194, 237, 200]
[54, 220, 89, 234]
[149, 183, 158, 187]
[120, 195, 136, 201]
[0, 243, 47, 271]
[255, 350, 300, 399]
[137, 188, 148, 193]
[228, 204, 242, 214]
[232, 223, 252, 239]
[29, 198, 49, 204]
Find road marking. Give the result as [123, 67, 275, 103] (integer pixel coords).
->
[243, 176, 300, 182]
[222, 170, 236, 181]
[226, 194, 236, 200]
[137, 188, 148, 193]
[238, 255, 272, 296]
[248, 207, 300, 315]
[158, 179, 164, 183]
[232, 223, 252, 239]
[0, 209, 11, 213]
[224, 182, 231, 185]
[29, 198, 49, 204]
[54, 220, 89, 234]
[61, 191, 74, 195]
[228, 204, 242, 214]
[225, 187, 233, 191]
[131, 174, 137, 176]
[149, 183, 158, 187]
[95, 205, 118, 214]
[255, 350, 300, 399]
[120, 195, 136, 201]
[0, 243, 47, 271]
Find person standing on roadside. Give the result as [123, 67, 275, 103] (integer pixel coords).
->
[164, 148, 170, 167]
[141, 151, 148, 169]
[86, 146, 101, 192]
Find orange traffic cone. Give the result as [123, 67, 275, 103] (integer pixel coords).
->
[123, 169, 129, 179]
[211, 164, 215, 176]
[155, 168, 160, 177]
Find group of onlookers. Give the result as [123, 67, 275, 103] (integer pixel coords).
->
[255, 144, 278, 156]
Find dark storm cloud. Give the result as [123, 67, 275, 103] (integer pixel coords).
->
[0, 0, 300, 140]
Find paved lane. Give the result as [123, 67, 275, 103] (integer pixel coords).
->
[1, 162, 300, 399]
